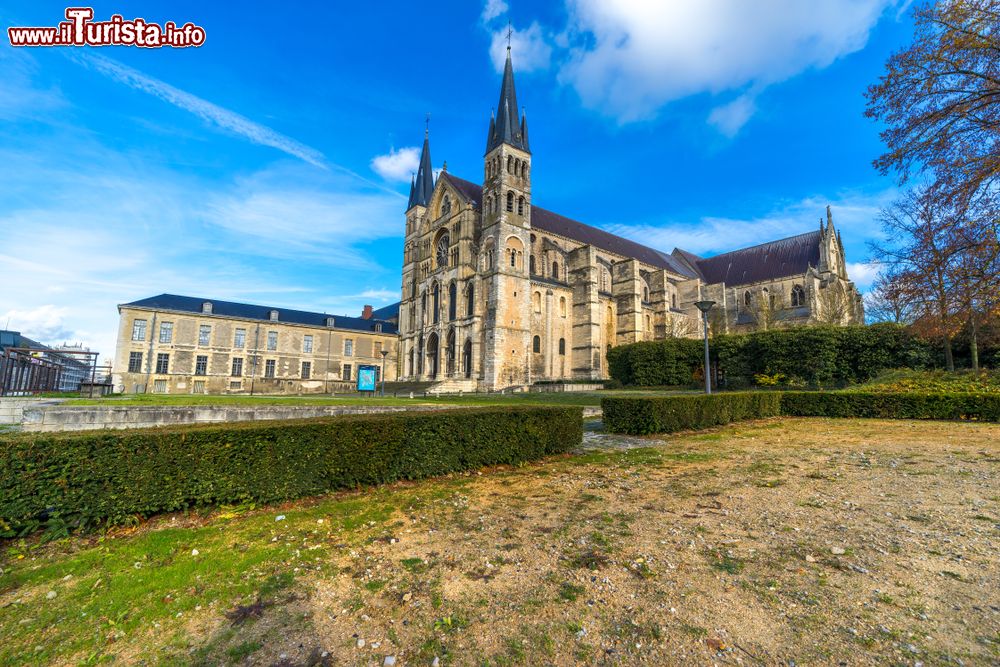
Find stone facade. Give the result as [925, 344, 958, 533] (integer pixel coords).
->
[395, 48, 864, 391]
[112, 295, 397, 395]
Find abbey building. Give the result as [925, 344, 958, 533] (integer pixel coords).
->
[396, 48, 864, 391]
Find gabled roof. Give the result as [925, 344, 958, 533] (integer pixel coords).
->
[686, 230, 821, 287]
[439, 173, 697, 276]
[120, 294, 398, 334]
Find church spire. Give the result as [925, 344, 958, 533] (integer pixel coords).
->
[408, 123, 434, 209]
[486, 46, 529, 153]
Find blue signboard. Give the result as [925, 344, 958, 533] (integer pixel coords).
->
[356, 365, 378, 392]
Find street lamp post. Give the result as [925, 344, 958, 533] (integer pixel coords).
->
[694, 300, 716, 395]
[380, 349, 389, 397]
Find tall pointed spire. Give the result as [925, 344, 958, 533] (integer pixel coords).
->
[486, 46, 529, 153]
[407, 175, 416, 209]
[409, 122, 434, 209]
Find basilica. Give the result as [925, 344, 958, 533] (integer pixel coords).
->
[396, 48, 864, 391]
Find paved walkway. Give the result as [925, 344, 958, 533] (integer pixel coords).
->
[576, 419, 658, 452]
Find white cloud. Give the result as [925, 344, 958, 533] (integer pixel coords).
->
[482, 0, 508, 22]
[489, 22, 553, 74]
[371, 146, 420, 182]
[1, 305, 73, 344]
[846, 261, 881, 289]
[358, 288, 400, 302]
[604, 188, 895, 259]
[707, 92, 757, 137]
[559, 0, 897, 126]
[70, 52, 328, 169]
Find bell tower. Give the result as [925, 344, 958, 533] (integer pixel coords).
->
[480, 45, 533, 389]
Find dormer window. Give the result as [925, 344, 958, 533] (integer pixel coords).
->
[269, 310, 279, 321]
[201, 302, 213, 314]
[374, 323, 383, 333]
[325, 317, 335, 327]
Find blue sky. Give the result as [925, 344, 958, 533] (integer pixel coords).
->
[1, 1, 915, 359]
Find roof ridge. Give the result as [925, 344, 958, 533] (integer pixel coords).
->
[697, 229, 820, 261]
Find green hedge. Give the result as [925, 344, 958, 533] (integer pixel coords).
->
[780, 391, 1000, 420]
[0, 406, 582, 537]
[602, 393, 783, 435]
[607, 323, 934, 389]
[602, 391, 1000, 434]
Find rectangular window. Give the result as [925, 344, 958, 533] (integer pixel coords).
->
[153, 379, 167, 393]
[230, 380, 242, 390]
[131, 319, 147, 341]
[344, 339, 354, 356]
[303, 335, 313, 353]
[195, 355, 208, 376]
[301, 361, 311, 379]
[198, 324, 211, 346]
[342, 363, 352, 381]
[159, 322, 173, 343]
[127, 351, 143, 373]
[234, 328, 246, 349]
[267, 331, 278, 351]
[374, 341, 383, 356]
[155, 353, 169, 374]
[231, 357, 243, 377]
[193, 380, 206, 394]
[264, 359, 276, 378]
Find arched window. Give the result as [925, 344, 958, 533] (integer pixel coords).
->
[791, 284, 805, 307]
[441, 195, 451, 217]
[521, 162, 527, 178]
[532, 291, 541, 313]
[558, 338, 566, 355]
[518, 196, 524, 215]
[432, 283, 440, 324]
[551, 260, 559, 280]
[509, 250, 517, 267]
[763, 287, 774, 309]
[642, 286, 649, 302]
[506, 190, 514, 212]
[529, 255, 536, 274]
[672, 293, 678, 309]
[744, 290, 752, 308]
[435, 232, 450, 268]
[420, 291, 427, 323]
[532, 335, 541, 353]
[559, 296, 567, 317]
[507, 156, 512, 173]
[466, 283, 475, 317]
[448, 281, 457, 321]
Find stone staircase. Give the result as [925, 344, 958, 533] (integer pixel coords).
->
[427, 378, 479, 395]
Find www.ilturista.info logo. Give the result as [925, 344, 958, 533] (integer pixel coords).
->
[8, 8, 206, 48]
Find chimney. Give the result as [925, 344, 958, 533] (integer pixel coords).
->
[361, 305, 373, 320]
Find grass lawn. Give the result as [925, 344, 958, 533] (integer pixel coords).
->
[62, 389, 694, 409]
[2, 418, 998, 665]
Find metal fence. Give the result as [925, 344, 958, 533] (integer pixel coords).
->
[0, 347, 111, 397]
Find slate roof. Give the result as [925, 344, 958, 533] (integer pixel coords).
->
[687, 230, 821, 287]
[486, 48, 530, 153]
[370, 301, 401, 321]
[120, 294, 398, 334]
[440, 173, 697, 277]
[407, 133, 434, 209]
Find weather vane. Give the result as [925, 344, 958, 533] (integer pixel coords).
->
[507, 20, 512, 50]
[425, 112, 430, 137]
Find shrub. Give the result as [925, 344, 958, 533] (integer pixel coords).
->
[602, 391, 1000, 435]
[608, 324, 934, 389]
[603, 393, 783, 435]
[851, 369, 1000, 394]
[780, 391, 1000, 420]
[0, 406, 582, 537]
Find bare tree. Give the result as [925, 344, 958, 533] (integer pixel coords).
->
[664, 313, 701, 338]
[865, 0, 1000, 208]
[865, 268, 919, 324]
[814, 284, 854, 325]
[747, 288, 784, 331]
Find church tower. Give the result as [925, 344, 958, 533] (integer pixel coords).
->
[480, 46, 534, 388]
[399, 129, 433, 376]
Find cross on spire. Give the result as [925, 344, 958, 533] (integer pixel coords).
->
[506, 20, 512, 51]
[425, 112, 430, 138]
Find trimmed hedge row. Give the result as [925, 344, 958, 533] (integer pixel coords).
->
[780, 391, 1000, 421]
[603, 391, 1000, 434]
[607, 323, 934, 389]
[0, 406, 583, 537]
[602, 393, 783, 435]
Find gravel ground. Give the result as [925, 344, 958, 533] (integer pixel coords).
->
[190, 417, 1000, 666]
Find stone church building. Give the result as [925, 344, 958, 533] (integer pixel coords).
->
[397, 48, 863, 391]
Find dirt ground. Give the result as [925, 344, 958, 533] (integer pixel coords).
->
[181, 417, 1000, 666]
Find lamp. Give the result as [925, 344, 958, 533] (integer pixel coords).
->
[694, 300, 716, 394]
